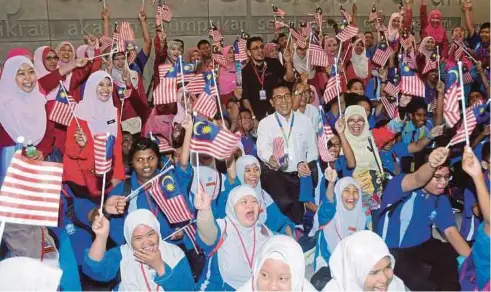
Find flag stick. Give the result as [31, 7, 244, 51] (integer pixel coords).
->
[0, 221, 5, 246]
[59, 81, 82, 129]
[436, 45, 441, 81]
[141, 0, 145, 10]
[103, 0, 106, 8]
[336, 40, 343, 61]
[178, 55, 189, 115]
[163, 220, 196, 241]
[456, 40, 478, 63]
[124, 163, 174, 201]
[286, 30, 292, 50]
[211, 61, 225, 126]
[306, 30, 312, 74]
[333, 57, 342, 116]
[100, 172, 107, 212]
[458, 61, 471, 146]
[89, 49, 118, 61]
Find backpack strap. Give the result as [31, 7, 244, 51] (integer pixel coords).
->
[207, 220, 228, 257]
[123, 178, 132, 197]
[378, 192, 414, 219]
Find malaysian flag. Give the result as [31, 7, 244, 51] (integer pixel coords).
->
[444, 68, 462, 128]
[323, 68, 341, 103]
[158, 63, 173, 79]
[274, 20, 288, 32]
[209, 23, 223, 44]
[93, 133, 115, 175]
[340, 6, 353, 24]
[399, 62, 425, 97]
[0, 151, 63, 227]
[118, 22, 137, 63]
[368, 4, 378, 22]
[149, 172, 193, 224]
[153, 62, 178, 105]
[48, 85, 76, 126]
[422, 52, 438, 75]
[161, 3, 172, 23]
[186, 73, 206, 95]
[99, 35, 113, 53]
[448, 107, 477, 146]
[317, 110, 334, 162]
[381, 96, 398, 119]
[194, 72, 218, 118]
[272, 4, 286, 18]
[233, 37, 248, 62]
[290, 28, 307, 49]
[149, 133, 175, 153]
[336, 22, 359, 42]
[462, 65, 474, 84]
[212, 49, 228, 68]
[383, 78, 400, 98]
[400, 30, 414, 50]
[190, 116, 240, 160]
[299, 21, 312, 39]
[156, 4, 163, 26]
[273, 137, 286, 165]
[314, 7, 324, 33]
[308, 34, 329, 67]
[372, 35, 393, 67]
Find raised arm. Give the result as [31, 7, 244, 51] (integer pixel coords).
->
[420, 0, 429, 37]
[282, 46, 295, 82]
[101, 7, 110, 38]
[462, 0, 475, 37]
[195, 190, 219, 246]
[88, 212, 109, 261]
[138, 8, 152, 57]
[336, 119, 356, 169]
[434, 80, 445, 125]
[324, 167, 338, 203]
[179, 116, 192, 171]
[401, 147, 449, 192]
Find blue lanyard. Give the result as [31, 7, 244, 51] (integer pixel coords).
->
[274, 112, 295, 148]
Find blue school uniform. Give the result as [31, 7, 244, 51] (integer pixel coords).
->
[380, 142, 410, 175]
[334, 155, 354, 178]
[401, 120, 433, 146]
[82, 243, 194, 291]
[107, 170, 195, 250]
[241, 134, 257, 157]
[472, 222, 490, 290]
[377, 174, 456, 248]
[49, 227, 82, 291]
[460, 175, 490, 242]
[325, 111, 339, 130]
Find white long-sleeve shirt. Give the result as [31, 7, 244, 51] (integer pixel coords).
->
[257, 111, 318, 173]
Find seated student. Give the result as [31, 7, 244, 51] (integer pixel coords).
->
[194, 185, 273, 291]
[461, 146, 490, 290]
[461, 142, 490, 243]
[322, 231, 407, 291]
[83, 209, 194, 291]
[377, 147, 471, 291]
[237, 109, 258, 157]
[237, 235, 316, 292]
[235, 155, 295, 236]
[312, 173, 371, 289]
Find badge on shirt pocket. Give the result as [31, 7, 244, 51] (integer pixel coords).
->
[259, 89, 267, 101]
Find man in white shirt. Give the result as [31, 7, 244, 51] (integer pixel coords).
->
[257, 82, 318, 225]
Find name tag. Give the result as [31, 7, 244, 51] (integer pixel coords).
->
[107, 119, 116, 125]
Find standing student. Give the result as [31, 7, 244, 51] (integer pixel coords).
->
[257, 83, 318, 225]
[194, 185, 273, 291]
[241, 37, 295, 120]
[377, 147, 471, 290]
[83, 209, 194, 291]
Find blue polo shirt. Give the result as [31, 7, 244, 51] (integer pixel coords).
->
[401, 120, 433, 145]
[380, 142, 410, 175]
[377, 174, 456, 248]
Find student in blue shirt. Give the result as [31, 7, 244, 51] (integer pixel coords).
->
[83, 209, 194, 291]
[364, 31, 377, 59]
[461, 146, 490, 290]
[377, 147, 471, 291]
[462, 1, 490, 62]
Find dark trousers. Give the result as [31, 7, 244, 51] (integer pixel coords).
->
[260, 164, 304, 224]
[390, 239, 460, 291]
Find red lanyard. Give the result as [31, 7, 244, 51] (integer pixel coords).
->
[252, 64, 266, 89]
[145, 190, 160, 217]
[140, 263, 159, 292]
[198, 172, 219, 200]
[230, 220, 256, 271]
[40, 227, 45, 262]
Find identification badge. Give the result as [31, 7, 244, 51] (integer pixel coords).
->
[259, 89, 267, 101]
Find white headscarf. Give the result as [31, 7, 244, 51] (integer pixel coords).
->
[55, 41, 76, 91]
[33, 46, 60, 101]
[344, 105, 383, 173]
[75, 71, 118, 137]
[76, 45, 95, 59]
[0, 256, 63, 291]
[238, 235, 317, 292]
[111, 67, 139, 89]
[323, 230, 407, 291]
[418, 36, 435, 59]
[218, 185, 272, 289]
[236, 155, 276, 225]
[323, 177, 366, 253]
[119, 209, 185, 292]
[0, 56, 47, 146]
[293, 48, 316, 79]
[350, 39, 369, 79]
[387, 13, 402, 43]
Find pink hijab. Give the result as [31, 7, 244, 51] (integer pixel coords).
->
[55, 41, 75, 65]
[264, 43, 279, 59]
[186, 47, 200, 63]
[423, 10, 445, 44]
[387, 13, 402, 42]
[323, 37, 337, 65]
[33, 46, 60, 101]
[6, 48, 33, 60]
[143, 108, 174, 144]
[0, 56, 47, 145]
[218, 45, 236, 95]
[418, 36, 435, 59]
[75, 71, 118, 137]
[76, 45, 95, 59]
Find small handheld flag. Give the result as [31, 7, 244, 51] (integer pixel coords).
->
[93, 133, 115, 175]
[190, 117, 240, 160]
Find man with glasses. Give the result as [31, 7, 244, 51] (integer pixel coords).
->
[376, 147, 471, 291]
[257, 82, 318, 226]
[241, 36, 295, 121]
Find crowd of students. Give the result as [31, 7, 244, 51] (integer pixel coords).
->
[0, 0, 489, 290]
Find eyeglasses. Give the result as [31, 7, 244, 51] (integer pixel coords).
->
[433, 175, 452, 182]
[250, 45, 265, 51]
[347, 119, 365, 126]
[46, 56, 59, 61]
[273, 93, 292, 102]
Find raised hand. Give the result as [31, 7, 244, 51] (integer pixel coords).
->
[335, 118, 346, 134]
[74, 127, 87, 148]
[75, 58, 89, 68]
[428, 147, 449, 168]
[104, 195, 127, 215]
[324, 166, 338, 183]
[429, 125, 444, 139]
[101, 7, 109, 21]
[194, 189, 212, 211]
[462, 146, 482, 177]
[92, 211, 110, 238]
[399, 95, 412, 108]
[138, 8, 147, 22]
[297, 161, 312, 177]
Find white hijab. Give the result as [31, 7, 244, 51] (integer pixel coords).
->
[0, 56, 47, 146]
[55, 41, 75, 88]
[236, 155, 276, 225]
[111, 67, 139, 89]
[75, 71, 118, 137]
[76, 45, 95, 59]
[323, 177, 366, 253]
[0, 256, 63, 291]
[350, 39, 369, 79]
[218, 185, 272, 289]
[293, 48, 316, 79]
[323, 230, 407, 291]
[119, 209, 184, 292]
[387, 13, 402, 43]
[238, 235, 317, 292]
[418, 36, 435, 60]
[33, 46, 60, 101]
